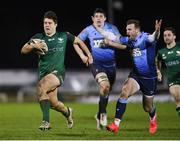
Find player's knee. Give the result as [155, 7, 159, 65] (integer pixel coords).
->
[120, 86, 130, 99]
[37, 83, 48, 100]
[143, 105, 152, 113]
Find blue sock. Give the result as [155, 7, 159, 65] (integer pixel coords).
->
[115, 98, 127, 119]
[98, 95, 109, 119]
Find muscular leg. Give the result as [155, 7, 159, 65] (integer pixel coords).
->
[48, 85, 74, 129]
[95, 72, 110, 118]
[143, 95, 156, 118]
[37, 74, 60, 122]
[169, 85, 180, 116]
[114, 78, 140, 125]
[49, 89, 69, 117]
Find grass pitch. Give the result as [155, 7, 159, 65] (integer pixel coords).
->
[0, 102, 179, 140]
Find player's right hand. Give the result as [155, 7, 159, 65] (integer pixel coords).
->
[103, 38, 111, 46]
[157, 71, 162, 82]
[32, 42, 46, 50]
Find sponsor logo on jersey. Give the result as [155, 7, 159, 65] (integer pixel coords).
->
[162, 54, 167, 59]
[166, 60, 179, 67]
[48, 38, 55, 41]
[93, 38, 104, 48]
[167, 51, 173, 54]
[132, 48, 142, 57]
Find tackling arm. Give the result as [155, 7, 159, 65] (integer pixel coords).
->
[93, 25, 120, 42]
[103, 38, 127, 50]
[93, 25, 127, 49]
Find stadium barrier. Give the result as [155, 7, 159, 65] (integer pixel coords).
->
[0, 69, 169, 103]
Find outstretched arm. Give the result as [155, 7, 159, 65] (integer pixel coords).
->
[73, 37, 93, 66]
[93, 24, 127, 49]
[103, 38, 127, 49]
[148, 19, 162, 42]
[93, 24, 120, 42]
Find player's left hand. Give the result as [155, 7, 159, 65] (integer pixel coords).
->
[155, 19, 162, 32]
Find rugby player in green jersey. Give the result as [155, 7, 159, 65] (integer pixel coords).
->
[156, 27, 180, 116]
[21, 11, 93, 131]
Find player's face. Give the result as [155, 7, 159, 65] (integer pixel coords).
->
[163, 30, 176, 45]
[92, 13, 106, 28]
[44, 18, 57, 36]
[126, 24, 138, 40]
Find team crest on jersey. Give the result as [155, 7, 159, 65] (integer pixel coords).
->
[52, 70, 58, 74]
[176, 51, 180, 56]
[162, 54, 167, 59]
[58, 38, 64, 43]
[167, 51, 173, 54]
[132, 48, 142, 57]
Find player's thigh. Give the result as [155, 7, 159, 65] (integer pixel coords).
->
[39, 73, 60, 92]
[169, 85, 180, 96]
[121, 78, 140, 97]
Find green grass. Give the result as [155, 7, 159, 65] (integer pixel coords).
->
[0, 102, 179, 140]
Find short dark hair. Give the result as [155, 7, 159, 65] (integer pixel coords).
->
[93, 8, 106, 17]
[43, 11, 58, 24]
[127, 19, 140, 29]
[164, 27, 176, 35]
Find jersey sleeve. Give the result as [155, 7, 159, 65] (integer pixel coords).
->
[31, 33, 43, 39]
[66, 32, 75, 43]
[78, 28, 88, 41]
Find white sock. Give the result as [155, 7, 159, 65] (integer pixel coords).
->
[114, 118, 121, 127]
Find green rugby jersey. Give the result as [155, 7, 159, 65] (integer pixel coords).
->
[31, 32, 75, 81]
[157, 43, 180, 86]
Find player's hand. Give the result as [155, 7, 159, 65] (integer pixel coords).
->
[33, 42, 46, 50]
[155, 19, 162, 32]
[103, 38, 111, 46]
[81, 55, 88, 64]
[87, 53, 93, 66]
[81, 53, 93, 66]
[157, 71, 162, 82]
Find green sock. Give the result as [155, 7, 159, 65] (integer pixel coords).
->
[176, 107, 180, 117]
[39, 100, 50, 122]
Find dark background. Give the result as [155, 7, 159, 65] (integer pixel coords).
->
[1, 0, 179, 69]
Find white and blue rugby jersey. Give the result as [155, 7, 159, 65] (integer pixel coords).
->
[120, 32, 157, 78]
[78, 22, 120, 66]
